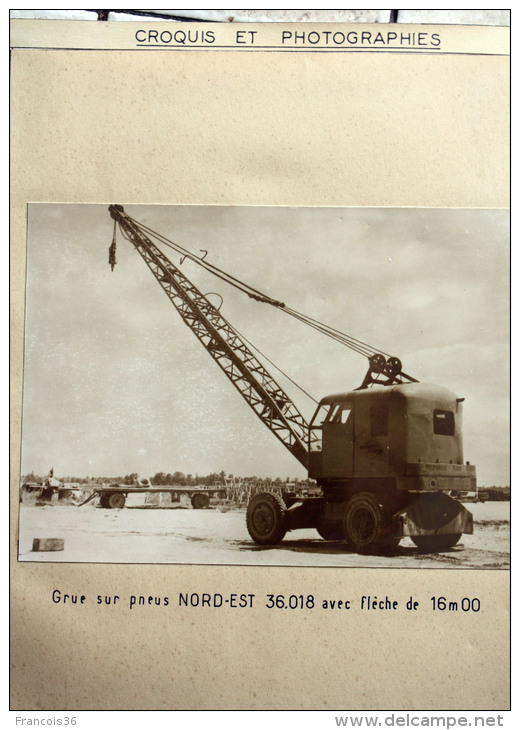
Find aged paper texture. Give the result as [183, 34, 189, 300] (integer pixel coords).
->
[10, 20, 510, 711]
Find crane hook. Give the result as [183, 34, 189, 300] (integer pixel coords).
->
[181, 249, 208, 265]
[204, 292, 224, 311]
[108, 221, 117, 271]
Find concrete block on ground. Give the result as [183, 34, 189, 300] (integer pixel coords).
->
[32, 538, 65, 552]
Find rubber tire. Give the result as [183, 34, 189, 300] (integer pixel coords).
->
[246, 492, 287, 545]
[191, 492, 210, 509]
[344, 492, 394, 553]
[98, 495, 108, 508]
[412, 533, 462, 552]
[107, 492, 126, 509]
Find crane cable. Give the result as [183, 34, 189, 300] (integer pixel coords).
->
[134, 218, 286, 307]
[116, 222, 319, 404]
[122, 214, 392, 362]
[229, 323, 320, 405]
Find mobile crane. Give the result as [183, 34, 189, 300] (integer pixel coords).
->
[108, 205, 475, 553]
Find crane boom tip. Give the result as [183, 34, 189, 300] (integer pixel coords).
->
[108, 205, 125, 221]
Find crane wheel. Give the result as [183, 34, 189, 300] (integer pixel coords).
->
[344, 493, 396, 553]
[246, 492, 287, 545]
[412, 533, 462, 552]
[107, 492, 126, 509]
[191, 492, 210, 509]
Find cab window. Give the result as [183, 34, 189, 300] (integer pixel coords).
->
[433, 409, 455, 436]
[329, 403, 352, 425]
[309, 403, 329, 451]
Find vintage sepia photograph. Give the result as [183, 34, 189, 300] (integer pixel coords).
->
[18, 204, 510, 568]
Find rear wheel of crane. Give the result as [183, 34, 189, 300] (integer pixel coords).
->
[344, 493, 395, 553]
[191, 492, 210, 509]
[246, 492, 287, 545]
[412, 533, 462, 552]
[107, 492, 126, 509]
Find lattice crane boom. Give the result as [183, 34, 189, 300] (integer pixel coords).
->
[108, 205, 314, 469]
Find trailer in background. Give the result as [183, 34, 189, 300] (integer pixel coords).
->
[78, 484, 226, 509]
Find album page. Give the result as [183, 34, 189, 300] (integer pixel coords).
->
[10, 19, 510, 712]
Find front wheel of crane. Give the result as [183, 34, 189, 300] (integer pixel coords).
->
[344, 493, 395, 553]
[246, 492, 287, 545]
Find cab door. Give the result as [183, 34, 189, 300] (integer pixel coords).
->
[353, 393, 391, 477]
[322, 401, 354, 477]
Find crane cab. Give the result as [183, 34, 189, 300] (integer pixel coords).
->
[308, 382, 476, 494]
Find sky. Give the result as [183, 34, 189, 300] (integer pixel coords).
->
[20, 204, 509, 485]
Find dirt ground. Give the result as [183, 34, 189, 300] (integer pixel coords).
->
[17, 492, 509, 568]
